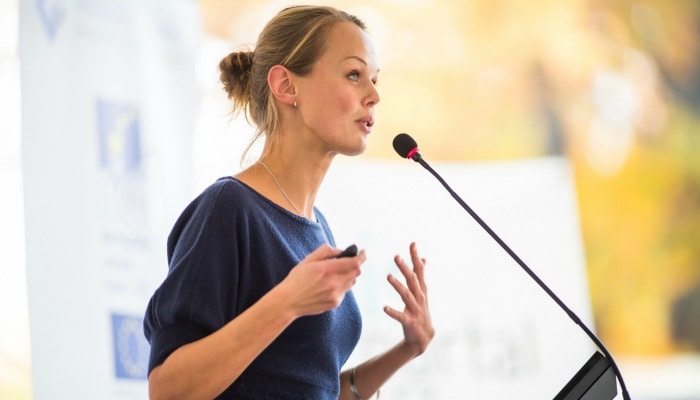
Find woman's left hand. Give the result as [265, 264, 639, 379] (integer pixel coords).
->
[384, 242, 435, 356]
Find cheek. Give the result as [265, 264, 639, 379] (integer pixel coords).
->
[333, 90, 357, 114]
[312, 90, 354, 125]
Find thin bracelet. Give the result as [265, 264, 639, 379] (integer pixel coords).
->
[350, 367, 362, 400]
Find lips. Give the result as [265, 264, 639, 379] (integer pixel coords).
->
[357, 116, 374, 130]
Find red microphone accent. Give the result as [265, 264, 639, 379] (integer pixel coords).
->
[407, 147, 419, 160]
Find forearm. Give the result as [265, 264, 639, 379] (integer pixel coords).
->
[339, 340, 421, 400]
[148, 285, 297, 400]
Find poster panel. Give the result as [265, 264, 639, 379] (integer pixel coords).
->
[20, 1, 198, 398]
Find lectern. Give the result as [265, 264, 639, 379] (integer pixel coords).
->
[555, 351, 618, 400]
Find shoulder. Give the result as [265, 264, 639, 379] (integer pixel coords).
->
[188, 176, 262, 213]
[166, 177, 252, 256]
[201, 176, 245, 202]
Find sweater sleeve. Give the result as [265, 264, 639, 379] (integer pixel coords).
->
[143, 180, 241, 375]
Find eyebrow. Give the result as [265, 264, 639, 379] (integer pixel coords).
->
[342, 56, 380, 74]
[343, 55, 367, 65]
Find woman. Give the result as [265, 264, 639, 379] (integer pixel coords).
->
[144, 5, 434, 399]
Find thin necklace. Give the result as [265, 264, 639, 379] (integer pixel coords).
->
[258, 160, 305, 217]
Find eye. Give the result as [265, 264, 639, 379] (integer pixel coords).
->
[348, 71, 360, 82]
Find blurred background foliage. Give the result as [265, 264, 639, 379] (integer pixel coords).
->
[202, 0, 700, 357]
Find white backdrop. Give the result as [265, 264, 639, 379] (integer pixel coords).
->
[318, 156, 597, 399]
[20, 0, 198, 398]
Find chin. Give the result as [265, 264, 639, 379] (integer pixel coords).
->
[330, 134, 368, 157]
[339, 146, 366, 157]
[345, 138, 368, 156]
[346, 148, 366, 157]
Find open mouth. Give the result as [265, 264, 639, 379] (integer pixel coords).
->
[358, 117, 374, 129]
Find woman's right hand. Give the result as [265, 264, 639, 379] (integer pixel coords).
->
[280, 244, 365, 317]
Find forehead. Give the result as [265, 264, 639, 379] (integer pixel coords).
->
[319, 21, 378, 72]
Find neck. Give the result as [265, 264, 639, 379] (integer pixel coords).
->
[254, 147, 332, 220]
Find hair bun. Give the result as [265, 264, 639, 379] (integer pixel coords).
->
[219, 50, 254, 103]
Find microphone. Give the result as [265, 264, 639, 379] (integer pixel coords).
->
[393, 133, 630, 400]
[392, 133, 422, 161]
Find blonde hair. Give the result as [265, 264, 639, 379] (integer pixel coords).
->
[219, 5, 366, 159]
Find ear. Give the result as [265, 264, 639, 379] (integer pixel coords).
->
[268, 65, 296, 107]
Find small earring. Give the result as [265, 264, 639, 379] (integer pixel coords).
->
[294, 100, 297, 107]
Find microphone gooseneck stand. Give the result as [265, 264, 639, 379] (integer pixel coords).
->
[405, 149, 630, 400]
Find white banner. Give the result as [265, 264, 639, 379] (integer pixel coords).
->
[318, 156, 596, 399]
[20, 0, 198, 398]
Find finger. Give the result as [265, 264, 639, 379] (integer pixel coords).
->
[383, 305, 404, 324]
[410, 242, 428, 293]
[387, 273, 417, 310]
[409, 242, 425, 274]
[327, 250, 366, 283]
[357, 249, 367, 264]
[334, 244, 358, 258]
[394, 255, 423, 300]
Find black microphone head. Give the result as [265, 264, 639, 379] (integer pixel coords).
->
[393, 133, 420, 160]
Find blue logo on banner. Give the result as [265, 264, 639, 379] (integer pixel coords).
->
[36, 0, 65, 40]
[96, 99, 142, 175]
[111, 313, 149, 380]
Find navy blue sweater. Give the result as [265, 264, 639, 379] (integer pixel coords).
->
[144, 177, 362, 399]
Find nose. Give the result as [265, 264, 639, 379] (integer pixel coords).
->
[365, 83, 380, 107]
